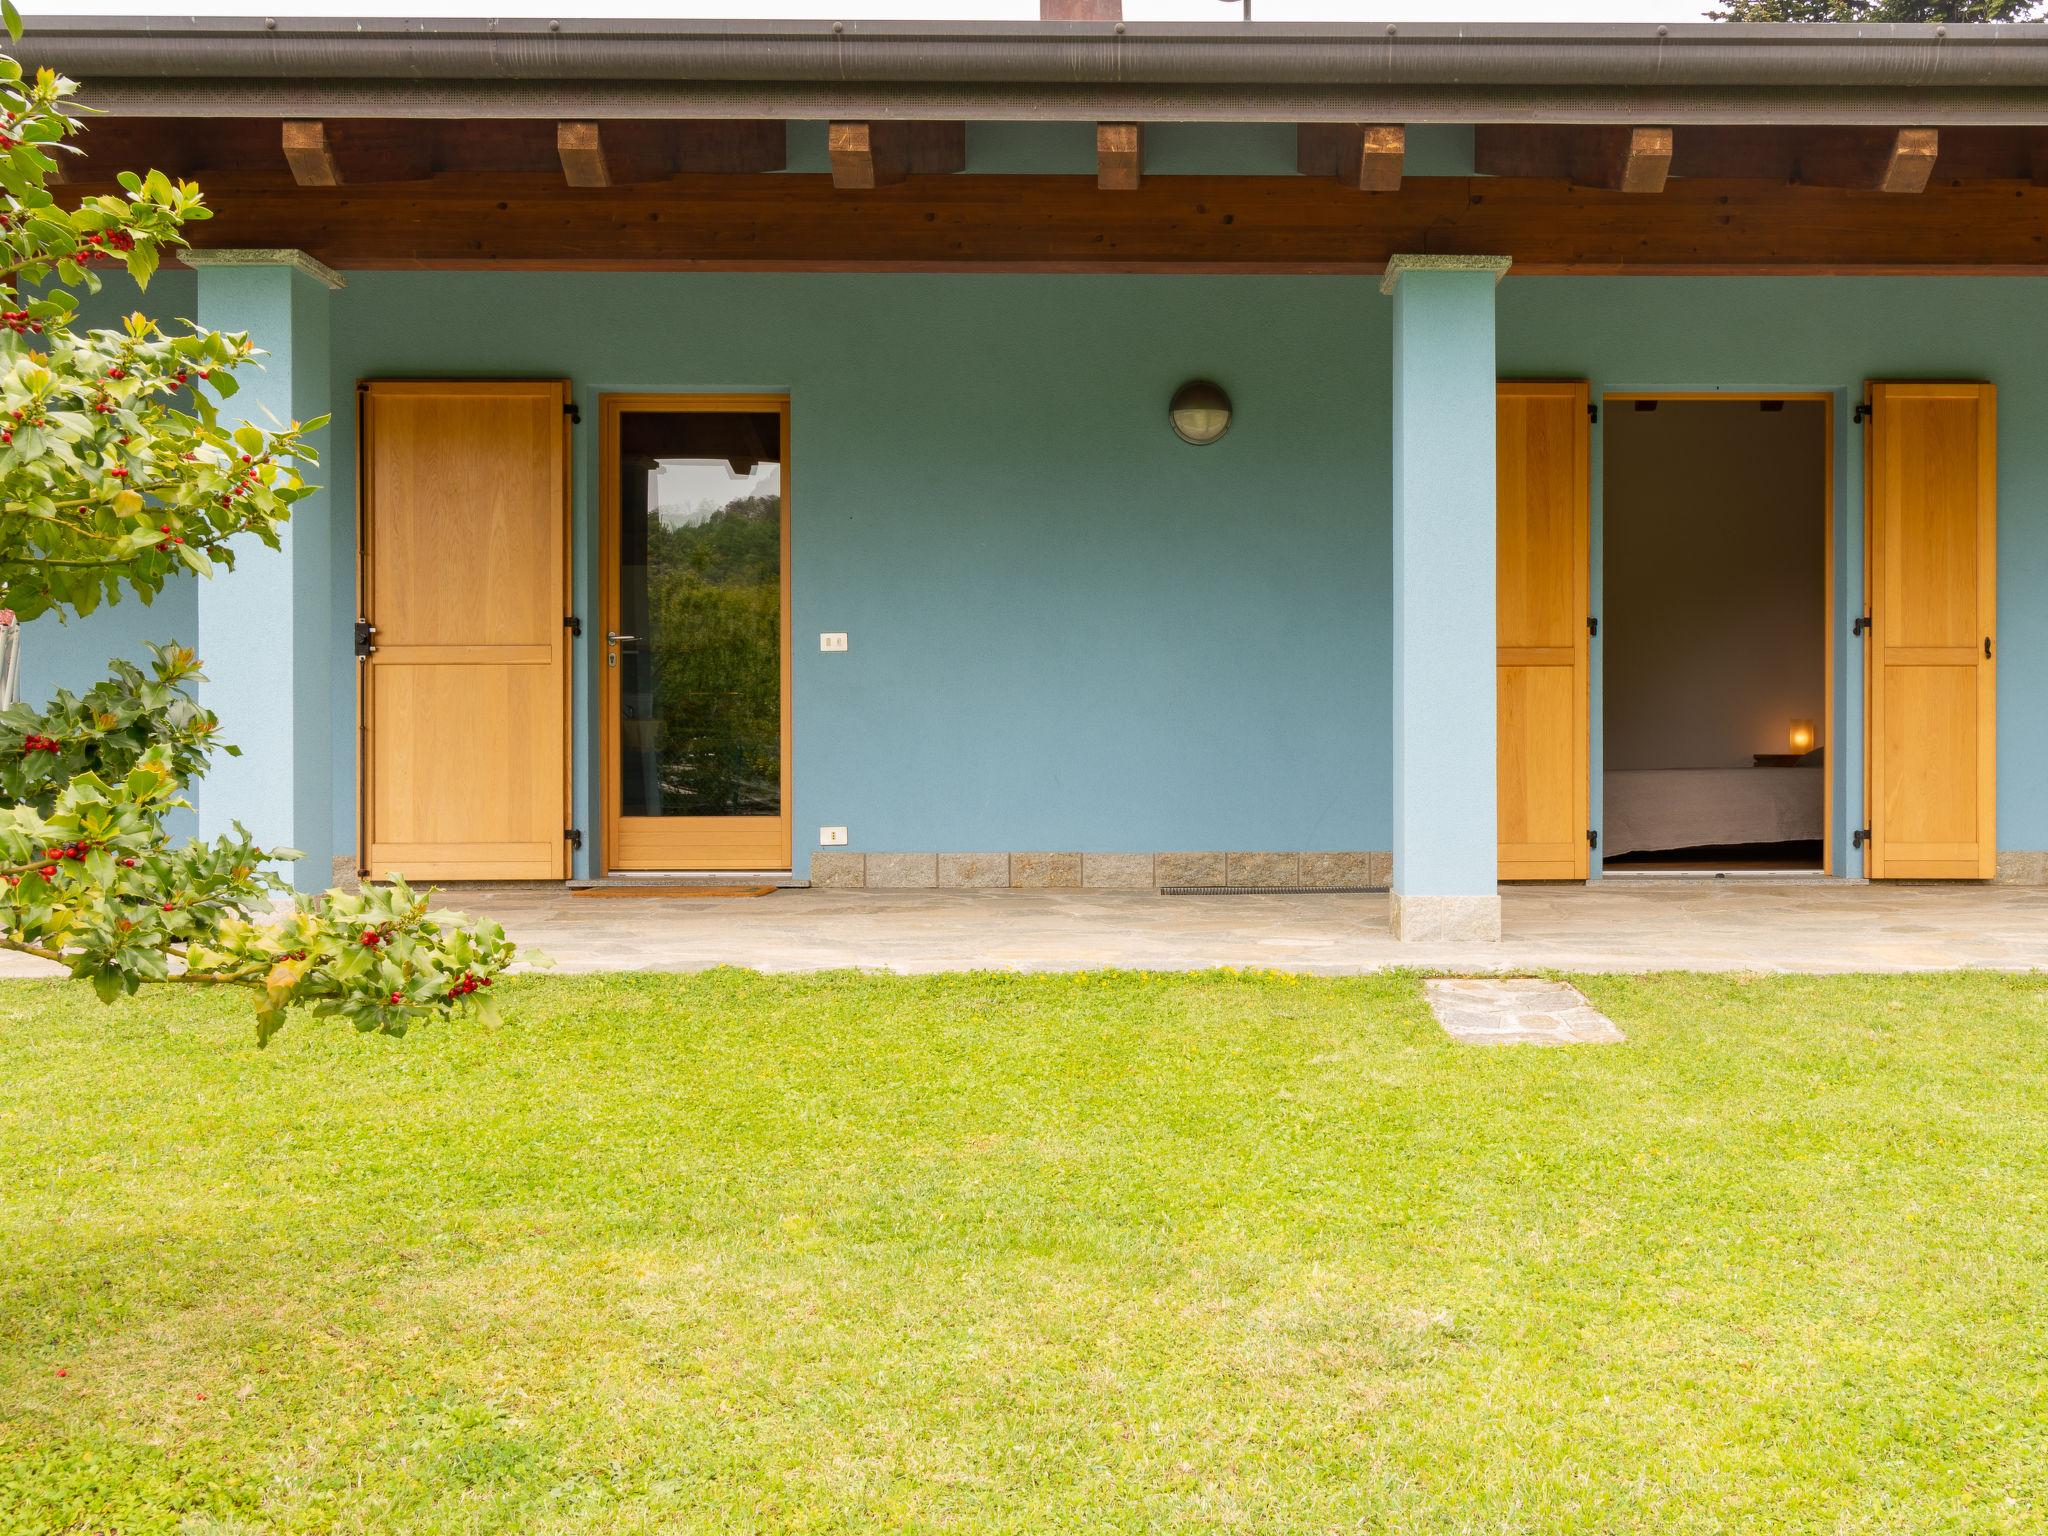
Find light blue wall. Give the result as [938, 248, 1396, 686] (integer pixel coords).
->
[26, 268, 2048, 879]
[323, 274, 1394, 877]
[1499, 277, 2048, 866]
[15, 273, 200, 707]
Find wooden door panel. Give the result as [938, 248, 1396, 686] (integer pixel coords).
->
[360, 380, 571, 882]
[1497, 382, 1591, 881]
[1499, 660, 1584, 877]
[1864, 381, 1996, 880]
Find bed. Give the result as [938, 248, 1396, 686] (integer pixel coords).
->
[1602, 767, 1824, 857]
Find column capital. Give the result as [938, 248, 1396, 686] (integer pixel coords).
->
[1379, 253, 1511, 297]
[181, 248, 346, 291]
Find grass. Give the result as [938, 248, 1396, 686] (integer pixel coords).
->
[1, 969, 2046, 1534]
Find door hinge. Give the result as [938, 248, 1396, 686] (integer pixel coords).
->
[1853, 401, 1872, 425]
[1587, 615, 1599, 638]
[564, 401, 582, 426]
[1986, 635, 1994, 659]
[353, 618, 377, 659]
[1587, 402, 1599, 425]
[1852, 827, 1872, 849]
[565, 828, 584, 851]
[565, 615, 583, 638]
[1852, 613, 1872, 637]
[1587, 828, 1599, 849]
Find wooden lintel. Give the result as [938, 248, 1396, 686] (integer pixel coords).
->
[1878, 128, 1940, 193]
[95, 171, 2048, 276]
[1296, 124, 1404, 192]
[557, 122, 610, 188]
[282, 120, 340, 187]
[829, 122, 964, 189]
[1097, 123, 1142, 191]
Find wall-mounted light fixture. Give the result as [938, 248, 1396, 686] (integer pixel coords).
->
[1788, 718, 1816, 754]
[1170, 380, 1232, 446]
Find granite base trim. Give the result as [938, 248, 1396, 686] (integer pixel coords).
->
[1390, 892, 1503, 943]
[1996, 852, 2048, 886]
[806, 852, 1393, 892]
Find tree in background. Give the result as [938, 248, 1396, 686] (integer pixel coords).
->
[0, 24, 513, 1044]
[1712, 0, 2041, 21]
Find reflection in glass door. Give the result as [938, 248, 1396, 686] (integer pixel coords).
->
[600, 395, 790, 870]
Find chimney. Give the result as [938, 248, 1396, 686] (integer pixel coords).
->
[1041, 0, 1122, 18]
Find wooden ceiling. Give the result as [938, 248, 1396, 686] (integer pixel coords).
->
[53, 117, 2048, 274]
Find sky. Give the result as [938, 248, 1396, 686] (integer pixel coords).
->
[33, 1, 1720, 26]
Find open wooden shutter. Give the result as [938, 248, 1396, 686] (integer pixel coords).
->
[1496, 381, 1591, 881]
[358, 380, 572, 880]
[1863, 381, 1997, 879]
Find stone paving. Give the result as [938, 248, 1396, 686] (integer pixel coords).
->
[1425, 978, 1627, 1044]
[2, 878, 2042, 980]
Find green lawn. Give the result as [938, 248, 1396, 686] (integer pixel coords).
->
[2, 970, 2045, 1534]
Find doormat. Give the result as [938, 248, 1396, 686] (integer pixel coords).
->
[569, 885, 778, 899]
[1424, 978, 1625, 1045]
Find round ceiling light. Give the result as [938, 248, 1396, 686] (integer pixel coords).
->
[1169, 380, 1232, 446]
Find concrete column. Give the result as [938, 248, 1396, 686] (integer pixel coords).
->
[187, 250, 343, 892]
[1383, 254, 1511, 942]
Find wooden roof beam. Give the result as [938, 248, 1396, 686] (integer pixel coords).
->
[1791, 127, 1939, 193]
[557, 122, 610, 187]
[1475, 124, 1672, 192]
[1097, 123, 1142, 190]
[828, 121, 964, 189]
[282, 119, 431, 186]
[1296, 124, 1404, 192]
[282, 120, 339, 186]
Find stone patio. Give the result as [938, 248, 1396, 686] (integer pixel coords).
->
[3, 879, 2042, 981]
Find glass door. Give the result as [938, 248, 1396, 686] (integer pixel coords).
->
[599, 395, 790, 870]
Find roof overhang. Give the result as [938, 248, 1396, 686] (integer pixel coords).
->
[17, 17, 2048, 126]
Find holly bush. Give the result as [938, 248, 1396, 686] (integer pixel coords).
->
[0, 28, 516, 1042]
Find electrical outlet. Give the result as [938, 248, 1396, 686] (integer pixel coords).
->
[820, 632, 849, 652]
[819, 826, 848, 846]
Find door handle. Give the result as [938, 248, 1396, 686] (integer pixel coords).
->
[605, 632, 637, 646]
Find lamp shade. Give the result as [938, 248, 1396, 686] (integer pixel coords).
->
[1789, 718, 1816, 753]
[1170, 380, 1232, 445]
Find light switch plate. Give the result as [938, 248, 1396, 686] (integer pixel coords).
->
[820, 632, 849, 652]
[819, 826, 848, 846]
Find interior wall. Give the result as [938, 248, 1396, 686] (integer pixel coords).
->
[1602, 400, 1827, 771]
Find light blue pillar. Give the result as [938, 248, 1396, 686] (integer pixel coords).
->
[1384, 255, 1510, 942]
[189, 251, 342, 892]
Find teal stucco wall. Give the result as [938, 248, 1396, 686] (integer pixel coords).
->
[19, 268, 2048, 878]
[1499, 277, 2048, 868]
[323, 273, 1394, 877]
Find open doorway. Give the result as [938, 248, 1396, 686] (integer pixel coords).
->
[1601, 395, 1831, 874]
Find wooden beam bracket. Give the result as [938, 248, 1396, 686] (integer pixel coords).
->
[557, 121, 610, 188]
[1296, 123, 1404, 192]
[829, 121, 965, 189]
[1097, 122, 1142, 190]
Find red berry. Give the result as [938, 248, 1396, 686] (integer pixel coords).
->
[38, 866, 56, 880]
[389, 991, 402, 1004]
[162, 901, 176, 911]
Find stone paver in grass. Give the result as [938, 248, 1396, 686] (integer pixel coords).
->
[1425, 977, 1626, 1045]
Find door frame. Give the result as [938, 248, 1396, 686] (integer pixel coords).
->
[1600, 390, 1837, 877]
[596, 392, 794, 872]
[355, 377, 576, 880]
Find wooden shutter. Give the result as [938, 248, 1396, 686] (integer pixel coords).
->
[1863, 381, 1997, 879]
[1496, 381, 1591, 881]
[358, 380, 572, 880]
